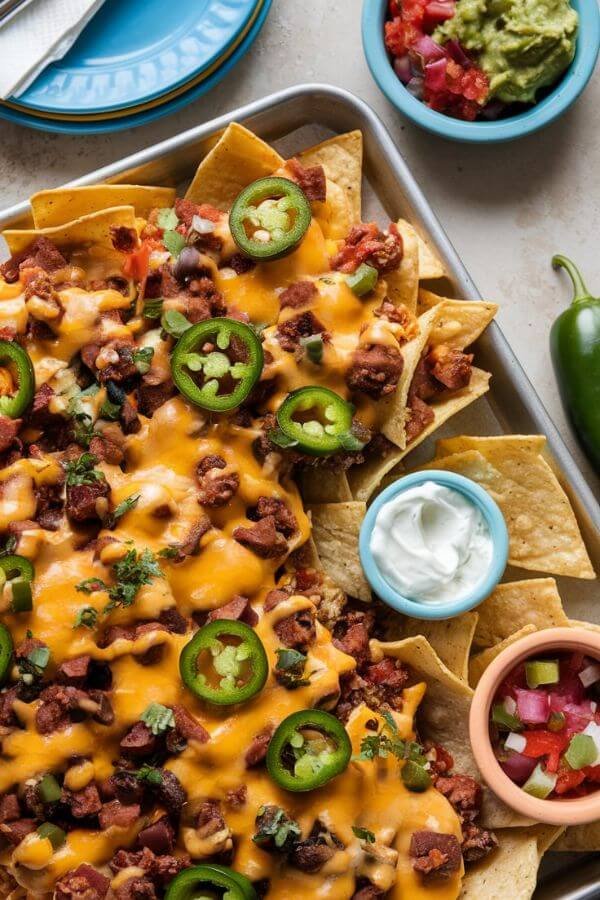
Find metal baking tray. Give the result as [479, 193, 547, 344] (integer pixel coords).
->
[1, 83, 598, 898]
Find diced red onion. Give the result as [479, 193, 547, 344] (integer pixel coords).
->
[424, 58, 448, 93]
[579, 664, 600, 688]
[516, 689, 549, 725]
[191, 215, 216, 234]
[406, 76, 425, 100]
[444, 38, 471, 67]
[412, 34, 447, 64]
[500, 752, 537, 785]
[422, 0, 455, 29]
[394, 55, 413, 84]
[562, 701, 595, 733]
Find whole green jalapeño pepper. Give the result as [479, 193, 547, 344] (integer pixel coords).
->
[0, 623, 13, 685]
[170, 318, 263, 412]
[551, 255, 600, 470]
[266, 709, 351, 792]
[229, 177, 312, 261]
[272, 386, 367, 457]
[0, 340, 35, 418]
[179, 619, 268, 706]
[0, 555, 34, 612]
[165, 864, 258, 899]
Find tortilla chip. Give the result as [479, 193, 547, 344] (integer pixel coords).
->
[429, 437, 594, 579]
[469, 625, 537, 687]
[392, 613, 479, 682]
[374, 636, 531, 828]
[386, 219, 420, 312]
[309, 178, 353, 241]
[460, 825, 560, 899]
[416, 234, 446, 280]
[424, 296, 499, 349]
[185, 122, 283, 208]
[298, 130, 362, 222]
[300, 469, 352, 504]
[554, 822, 600, 851]
[3, 206, 137, 256]
[286, 535, 322, 572]
[30, 185, 176, 228]
[347, 449, 405, 502]
[474, 579, 568, 648]
[309, 502, 371, 602]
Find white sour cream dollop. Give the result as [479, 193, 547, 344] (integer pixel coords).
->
[370, 480, 493, 604]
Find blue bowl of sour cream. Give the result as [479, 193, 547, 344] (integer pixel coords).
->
[359, 471, 509, 620]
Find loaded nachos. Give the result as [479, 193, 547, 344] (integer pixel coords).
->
[0, 123, 595, 899]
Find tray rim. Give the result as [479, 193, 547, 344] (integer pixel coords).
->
[0, 82, 597, 534]
[0, 81, 598, 897]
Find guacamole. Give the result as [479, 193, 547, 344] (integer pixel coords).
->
[433, 0, 578, 103]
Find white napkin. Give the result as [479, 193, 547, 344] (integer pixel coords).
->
[0, 0, 106, 100]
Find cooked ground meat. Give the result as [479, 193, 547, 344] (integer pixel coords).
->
[136, 379, 176, 417]
[427, 345, 473, 391]
[410, 830, 462, 878]
[138, 816, 175, 855]
[286, 158, 327, 203]
[245, 725, 275, 768]
[276, 311, 327, 352]
[54, 864, 110, 900]
[274, 608, 316, 651]
[111, 226, 138, 253]
[233, 516, 288, 559]
[206, 595, 258, 627]
[346, 343, 404, 398]
[461, 822, 498, 863]
[331, 223, 403, 275]
[252, 496, 297, 537]
[196, 455, 240, 508]
[66, 479, 111, 524]
[279, 280, 318, 310]
[434, 774, 482, 823]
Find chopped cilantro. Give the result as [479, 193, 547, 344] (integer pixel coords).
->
[352, 826, 375, 843]
[274, 648, 312, 689]
[0, 535, 17, 558]
[253, 805, 301, 851]
[76, 547, 162, 614]
[158, 546, 181, 559]
[64, 453, 105, 487]
[143, 298, 164, 319]
[72, 414, 98, 449]
[140, 702, 175, 735]
[106, 493, 140, 529]
[163, 230, 186, 258]
[354, 713, 427, 766]
[73, 606, 98, 629]
[135, 765, 164, 786]
[161, 309, 192, 339]
[132, 347, 154, 375]
[100, 397, 122, 421]
[157, 208, 179, 231]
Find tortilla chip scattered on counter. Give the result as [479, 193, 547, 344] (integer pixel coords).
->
[422, 436, 594, 579]
[309, 502, 371, 601]
[374, 636, 532, 828]
[460, 825, 562, 899]
[3, 205, 137, 256]
[298, 130, 363, 222]
[30, 184, 176, 228]
[185, 122, 284, 208]
[474, 578, 569, 648]
[469, 625, 537, 687]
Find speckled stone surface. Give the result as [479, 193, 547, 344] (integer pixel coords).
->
[0, 0, 598, 488]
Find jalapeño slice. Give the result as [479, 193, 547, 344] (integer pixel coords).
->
[170, 318, 263, 412]
[179, 619, 268, 706]
[266, 709, 351, 792]
[0, 623, 13, 685]
[0, 555, 34, 612]
[274, 386, 365, 457]
[0, 340, 35, 419]
[229, 177, 312, 261]
[165, 864, 257, 900]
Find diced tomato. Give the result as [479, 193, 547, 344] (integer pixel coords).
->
[422, 0, 454, 32]
[122, 242, 151, 281]
[555, 769, 587, 795]
[522, 730, 569, 773]
[584, 765, 600, 783]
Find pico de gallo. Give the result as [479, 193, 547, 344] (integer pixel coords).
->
[491, 651, 600, 800]
[384, 0, 578, 121]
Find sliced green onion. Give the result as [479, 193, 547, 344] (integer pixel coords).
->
[300, 333, 324, 365]
[345, 264, 378, 297]
[525, 660, 559, 689]
[522, 764, 557, 800]
[492, 703, 523, 732]
[401, 760, 431, 792]
[565, 734, 598, 770]
[37, 822, 66, 850]
[38, 774, 61, 804]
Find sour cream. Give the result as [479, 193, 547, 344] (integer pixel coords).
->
[370, 480, 493, 604]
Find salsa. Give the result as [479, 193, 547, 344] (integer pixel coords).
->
[491, 651, 600, 799]
[385, 0, 578, 121]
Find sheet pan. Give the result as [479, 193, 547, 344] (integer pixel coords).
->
[0, 82, 598, 898]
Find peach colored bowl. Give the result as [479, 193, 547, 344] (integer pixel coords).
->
[469, 626, 600, 826]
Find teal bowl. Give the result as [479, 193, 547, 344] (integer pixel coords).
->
[362, 0, 600, 143]
[358, 470, 509, 619]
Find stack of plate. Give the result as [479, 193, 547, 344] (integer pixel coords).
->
[0, 0, 272, 133]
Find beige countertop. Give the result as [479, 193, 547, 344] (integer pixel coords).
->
[0, 0, 598, 492]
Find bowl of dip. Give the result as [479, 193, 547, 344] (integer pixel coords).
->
[362, 0, 600, 142]
[359, 470, 509, 619]
[470, 627, 600, 825]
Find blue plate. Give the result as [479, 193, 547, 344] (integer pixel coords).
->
[0, 0, 271, 133]
[12, 0, 261, 115]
